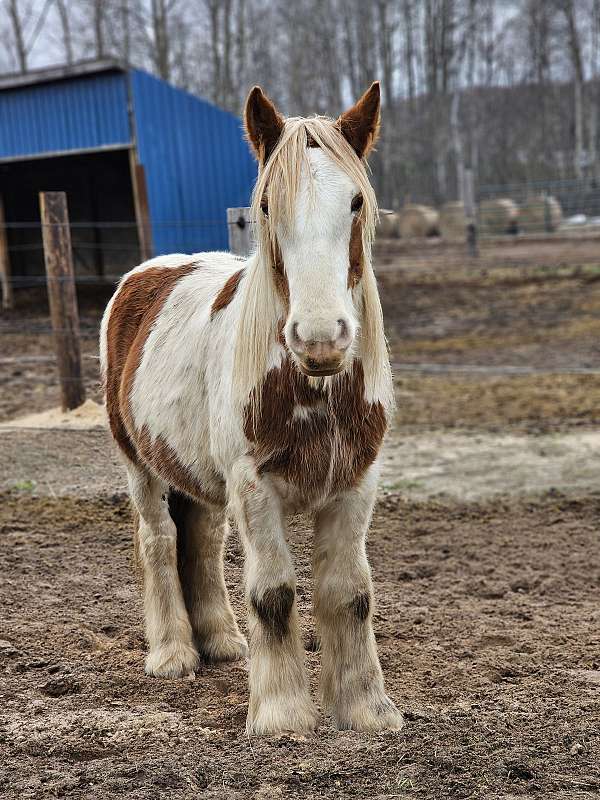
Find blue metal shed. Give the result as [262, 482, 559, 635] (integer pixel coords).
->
[0, 59, 257, 278]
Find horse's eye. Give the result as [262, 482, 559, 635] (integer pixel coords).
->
[260, 198, 269, 216]
[351, 193, 363, 213]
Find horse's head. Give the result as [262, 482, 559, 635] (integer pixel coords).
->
[244, 84, 381, 378]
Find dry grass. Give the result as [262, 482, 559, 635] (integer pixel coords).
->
[395, 372, 600, 432]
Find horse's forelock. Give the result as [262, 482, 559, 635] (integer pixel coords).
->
[251, 116, 378, 256]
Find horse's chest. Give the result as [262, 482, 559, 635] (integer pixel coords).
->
[245, 360, 386, 498]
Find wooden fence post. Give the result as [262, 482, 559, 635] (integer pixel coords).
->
[39, 191, 86, 411]
[0, 196, 14, 311]
[463, 168, 479, 257]
[227, 207, 253, 256]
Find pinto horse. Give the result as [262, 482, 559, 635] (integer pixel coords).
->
[100, 82, 402, 734]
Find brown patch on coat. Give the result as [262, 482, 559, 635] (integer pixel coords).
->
[350, 592, 371, 621]
[276, 319, 287, 346]
[105, 263, 225, 506]
[244, 86, 285, 164]
[211, 269, 244, 318]
[349, 216, 364, 288]
[271, 245, 289, 308]
[244, 358, 386, 498]
[251, 584, 295, 641]
[338, 82, 381, 159]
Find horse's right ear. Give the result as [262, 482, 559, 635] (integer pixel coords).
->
[244, 86, 285, 163]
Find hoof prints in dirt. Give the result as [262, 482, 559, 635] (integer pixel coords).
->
[0, 492, 599, 799]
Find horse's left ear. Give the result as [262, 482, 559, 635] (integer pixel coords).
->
[244, 86, 285, 163]
[338, 82, 381, 159]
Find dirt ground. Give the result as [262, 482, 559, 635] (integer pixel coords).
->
[1, 239, 600, 798]
[1, 492, 599, 800]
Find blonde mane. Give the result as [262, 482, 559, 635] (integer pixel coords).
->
[232, 115, 394, 414]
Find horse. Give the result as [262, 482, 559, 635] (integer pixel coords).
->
[100, 82, 403, 735]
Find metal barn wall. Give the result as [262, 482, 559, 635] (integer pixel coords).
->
[0, 72, 131, 161]
[131, 70, 257, 253]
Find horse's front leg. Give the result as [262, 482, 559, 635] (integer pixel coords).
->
[313, 466, 404, 731]
[230, 456, 318, 735]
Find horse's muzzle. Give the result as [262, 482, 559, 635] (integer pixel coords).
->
[287, 318, 352, 376]
[294, 342, 348, 377]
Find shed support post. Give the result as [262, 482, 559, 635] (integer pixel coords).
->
[39, 191, 86, 411]
[227, 207, 253, 256]
[129, 150, 153, 263]
[0, 196, 14, 311]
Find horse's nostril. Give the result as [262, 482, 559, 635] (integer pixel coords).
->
[337, 318, 347, 339]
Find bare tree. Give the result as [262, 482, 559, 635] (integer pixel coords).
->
[1, 0, 599, 206]
[92, 0, 105, 58]
[152, 0, 174, 81]
[402, 0, 417, 103]
[56, 0, 74, 65]
[561, 0, 585, 178]
[7, 0, 30, 72]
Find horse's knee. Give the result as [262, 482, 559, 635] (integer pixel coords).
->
[250, 583, 295, 640]
[349, 592, 371, 622]
[314, 564, 372, 623]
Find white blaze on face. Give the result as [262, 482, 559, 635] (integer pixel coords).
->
[279, 149, 360, 372]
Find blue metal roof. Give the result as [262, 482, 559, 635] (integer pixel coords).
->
[131, 70, 256, 253]
[0, 70, 131, 161]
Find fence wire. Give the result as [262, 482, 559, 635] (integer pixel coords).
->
[2, 195, 600, 438]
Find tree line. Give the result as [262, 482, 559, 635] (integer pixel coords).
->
[2, 0, 599, 207]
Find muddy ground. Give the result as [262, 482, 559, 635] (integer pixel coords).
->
[1, 492, 599, 799]
[1, 238, 600, 798]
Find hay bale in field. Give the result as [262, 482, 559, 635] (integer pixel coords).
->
[519, 195, 563, 232]
[377, 210, 401, 238]
[439, 201, 467, 239]
[479, 198, 519, 235]
[398, 204, 439, 238]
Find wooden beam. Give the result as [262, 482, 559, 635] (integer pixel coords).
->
[129, 150, 153, 262]
[39, 191, 86, 411]
[0, 196, 14, 311]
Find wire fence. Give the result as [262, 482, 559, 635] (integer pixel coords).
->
[2, 184, 600, 436]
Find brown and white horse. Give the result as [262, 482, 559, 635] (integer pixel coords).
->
[100, 82, 403, 734]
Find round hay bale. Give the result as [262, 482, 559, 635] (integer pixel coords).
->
[439, 201, 467, 239]
[519, 195, 562, 233]
[479, 198, 519, 235]
[377, 210, 401, 239]
[398, 204, 439, 238]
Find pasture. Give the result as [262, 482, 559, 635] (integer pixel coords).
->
[1, 238, 599, 798]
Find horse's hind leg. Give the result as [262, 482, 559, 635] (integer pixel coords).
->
[171, 492, 247, 662]
[128, 464, 199, 677]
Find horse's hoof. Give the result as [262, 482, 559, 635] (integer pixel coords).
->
[199, 630, 249, 663]
[247, 694, 319, 736]
[145, 640, 200, 678]
[333, 695, 404, 732]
